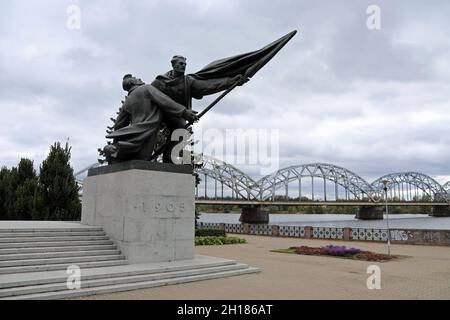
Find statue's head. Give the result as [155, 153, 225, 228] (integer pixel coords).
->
[171, 55, 187, 74]
[122, 74, 144, 92]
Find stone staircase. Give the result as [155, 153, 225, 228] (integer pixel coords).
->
[0, 224, 259, 299]
[0, 227, 127, 275]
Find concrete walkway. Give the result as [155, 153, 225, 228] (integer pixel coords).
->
[74, 235, 450, 300]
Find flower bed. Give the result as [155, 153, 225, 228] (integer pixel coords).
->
[273, 245, 399, 262]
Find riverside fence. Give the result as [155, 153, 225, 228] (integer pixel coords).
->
[198, 222, 450, 246]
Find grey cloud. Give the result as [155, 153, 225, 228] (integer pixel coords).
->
[0, 0, 449, 182]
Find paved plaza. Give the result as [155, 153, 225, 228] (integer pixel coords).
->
[74, 234, 450, 300]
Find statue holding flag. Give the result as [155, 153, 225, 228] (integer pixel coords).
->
[151, 55, 249, 163]
[99, 30, 297, 165]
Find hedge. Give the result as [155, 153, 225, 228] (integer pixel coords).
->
[195, 236, 247, 246]
[195, 228, 226, 237]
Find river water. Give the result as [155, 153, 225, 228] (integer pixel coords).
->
[198, 213, 450, 230]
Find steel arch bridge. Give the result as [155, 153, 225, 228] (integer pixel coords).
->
[75, 155, 450, 203]
[256, 163, 376, 201]
[195, 155, 259, 200]
[371, 172, 448, 202]
[443, 181, 450, 193]
[194, 156, 449, 203]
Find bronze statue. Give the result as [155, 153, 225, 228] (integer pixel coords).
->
[101, 75, 198, 163]
[99, 30, 297, 165]
[151, 56, 248, 163]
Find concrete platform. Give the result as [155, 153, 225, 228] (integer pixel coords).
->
[0, 255, 259, 300]
[76, 234, 450, 300]
[0, 221, 260, 300]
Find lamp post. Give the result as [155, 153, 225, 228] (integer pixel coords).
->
[382, 179, 391, 256]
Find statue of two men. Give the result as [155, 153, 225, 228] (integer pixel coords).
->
[101, 31, 298, 166]
[103, 56, 248, 164]
[151, 55, 248, 162]
[103, 74, 199, 163]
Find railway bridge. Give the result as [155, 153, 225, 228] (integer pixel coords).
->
[75, 155, 450, 223]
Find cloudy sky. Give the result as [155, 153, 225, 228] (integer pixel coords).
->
[1, 0, 450, 184]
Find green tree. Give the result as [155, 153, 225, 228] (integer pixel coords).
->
[3, 166, 19, 220]
[0, 167, 11, 219]
[39, 142, 81, 221]
[12, 159, 41, 220]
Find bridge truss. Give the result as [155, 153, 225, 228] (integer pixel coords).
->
[75, 155, 450, 203]
[371, 173, 449, 202]
[256, 163, 376, 201]
[195, 155, 259, 200]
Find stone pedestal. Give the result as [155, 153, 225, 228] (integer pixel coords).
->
[81, 161, 195, 264]
[239, 206, 269, 224]
[355, 205, 384, 220]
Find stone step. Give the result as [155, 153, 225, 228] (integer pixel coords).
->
[0, 227, 103, 233]
[0, 231, 106, 238]
[0, 240, 115, 249]
[0, 255, 126, 268]
[0, 235, 109, 243]
[0, 256, 236, 289]
[0, 263, 250, 298]
[0, 250, 122, 261]
[0, 245, 118, 255]
[0, 259, 128, 275]
[1, 266, 260, 300]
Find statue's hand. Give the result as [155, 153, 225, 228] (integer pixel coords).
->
[183, 109, 199, 123]
[232, 75, 250, 86]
